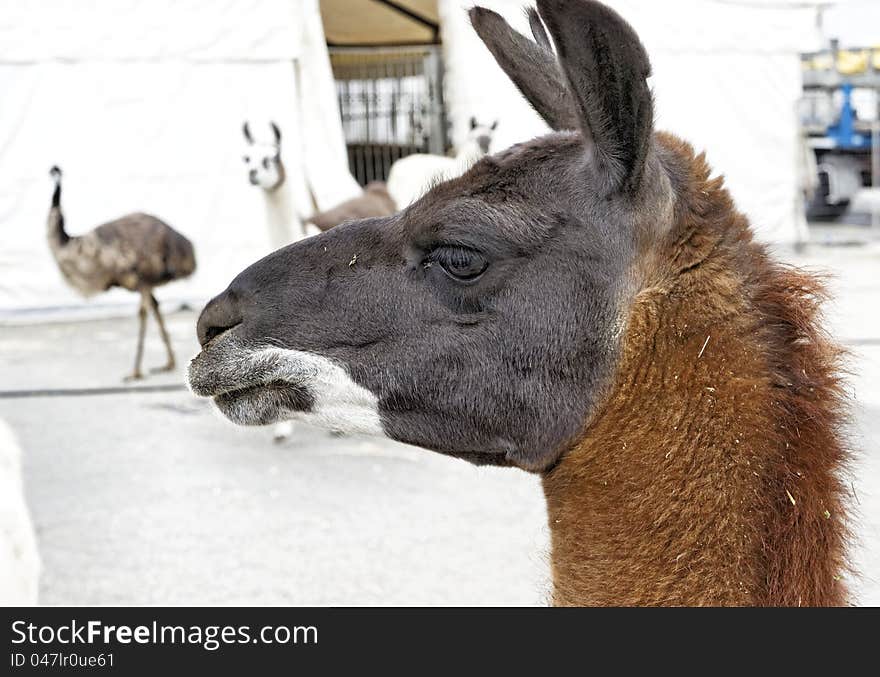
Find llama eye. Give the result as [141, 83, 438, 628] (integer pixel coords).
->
[243, 156, 249, 163]
[431, 247, 488, 281]
[263, 158, 271, 169]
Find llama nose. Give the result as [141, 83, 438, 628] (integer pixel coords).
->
[197, 290, 243, 348]
[248, 169, 259, 185]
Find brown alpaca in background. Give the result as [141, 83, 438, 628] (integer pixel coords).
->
[306, 182, 397, 233]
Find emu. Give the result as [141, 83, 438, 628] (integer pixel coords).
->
[47, 167, 196, 381]
[386, 117, 497, 209]
[189, 0, 851, 606]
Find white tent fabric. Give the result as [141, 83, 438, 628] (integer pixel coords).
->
[439, 0, 822, 244]
[0, 0, 361, 321]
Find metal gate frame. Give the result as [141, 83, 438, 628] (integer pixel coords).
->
[330, 45, 449, 186]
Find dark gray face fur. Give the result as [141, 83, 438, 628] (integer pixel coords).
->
[189, 0, 674, 472]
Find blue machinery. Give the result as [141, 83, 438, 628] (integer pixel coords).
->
[801, 50, 880, 222]
[826, 83, 874, 151]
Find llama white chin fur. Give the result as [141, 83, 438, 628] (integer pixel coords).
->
[271, 349, 385, 436]
[191, 346, 385, 437]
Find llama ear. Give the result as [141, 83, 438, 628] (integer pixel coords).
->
[536, 0, 653, 193]
[270, 121, 282, 146]
[470, 6, 579, 132]
[527, 7, 552, 52]
[242, 122, 254, 145]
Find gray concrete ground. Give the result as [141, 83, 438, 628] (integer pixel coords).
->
[1, 312, 549, 605]
[1, 243, 879, 605]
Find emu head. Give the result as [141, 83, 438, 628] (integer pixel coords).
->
[191, 0, 677, 472]
[466, 116, 499, 155]
[242, 121, 285, 191]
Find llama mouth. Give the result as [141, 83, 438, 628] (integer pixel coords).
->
[212, 380, 315, 426]
[187, 337, 305, 399]
[187, 341, 385, 435]
[214, 380, 304, 404]
[188, 338, 327, 425]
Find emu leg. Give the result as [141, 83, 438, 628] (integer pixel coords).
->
[124, 294, 148, 382]
[147, 292, 176, 373]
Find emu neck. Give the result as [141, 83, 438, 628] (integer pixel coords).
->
[542, 213, 848, 607]
[262, 179, 302, 249]
[46, 185, 70, 251]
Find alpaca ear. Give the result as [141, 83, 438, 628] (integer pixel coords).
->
[242, 121, 254, 145]
[536, 0, 653, 193]
[270, 121, 282, 146]
[469, 6, 578, 131]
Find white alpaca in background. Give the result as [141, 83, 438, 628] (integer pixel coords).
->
[0, 419, 40, 605]
[242, 121, 309, 249]
[387, 117, 498, 209]
[242, 121, 309, 442]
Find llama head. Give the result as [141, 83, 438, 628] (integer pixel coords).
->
[466, 117, 499, 154]
[242, 121, 286, 191]
[191, 0, 677, 472]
